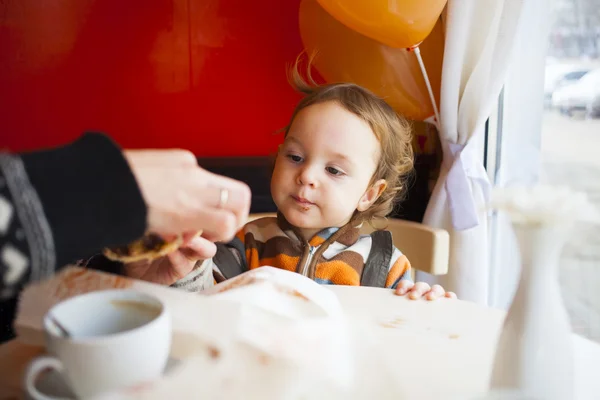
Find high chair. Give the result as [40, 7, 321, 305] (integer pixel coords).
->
[247, 213, 449, 276]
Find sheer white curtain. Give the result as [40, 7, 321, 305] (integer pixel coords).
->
[488, 0, 552, 308]
[417, 0, 536, 304]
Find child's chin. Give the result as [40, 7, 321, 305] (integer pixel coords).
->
[283, 209, 315, 227]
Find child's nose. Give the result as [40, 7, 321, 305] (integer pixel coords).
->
[297, 166, 318, 187]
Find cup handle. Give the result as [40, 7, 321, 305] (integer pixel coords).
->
[24, 355, 70, 400]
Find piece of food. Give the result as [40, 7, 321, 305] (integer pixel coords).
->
[103, 233, 184, 263]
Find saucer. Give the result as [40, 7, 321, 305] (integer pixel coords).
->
[27, 357, 181, 399]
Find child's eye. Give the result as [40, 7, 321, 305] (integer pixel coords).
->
[326, 166, 344, 176]
[287, 154, 303, 163]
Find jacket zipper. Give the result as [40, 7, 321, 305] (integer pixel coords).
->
[300, 245, 316, 277]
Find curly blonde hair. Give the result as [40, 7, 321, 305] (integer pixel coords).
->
[283, 59, 414, 224]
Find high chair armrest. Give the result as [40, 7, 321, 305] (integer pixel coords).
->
[359, 219, 449, 276]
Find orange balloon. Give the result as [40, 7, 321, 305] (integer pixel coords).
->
[315, 0, 447, 48]
[299, 0, 444, 121]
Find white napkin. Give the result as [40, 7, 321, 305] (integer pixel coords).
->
[17, 266, 407, 399]
[77, 266, 361, 399]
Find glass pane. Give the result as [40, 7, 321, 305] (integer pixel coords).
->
[543, 0, 600, 343]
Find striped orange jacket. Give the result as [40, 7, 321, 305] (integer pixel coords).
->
[173, 214, 410, 291]
[172, 214, 412, 292]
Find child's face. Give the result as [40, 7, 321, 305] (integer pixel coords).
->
[271, 101, 384, 239]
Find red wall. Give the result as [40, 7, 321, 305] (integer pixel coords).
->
[0, 0, 305, 156]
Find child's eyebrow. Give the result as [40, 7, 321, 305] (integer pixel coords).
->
[283, 136, 303, 147]
[330, 152, 354, 167]
[286, 136, 354, 167]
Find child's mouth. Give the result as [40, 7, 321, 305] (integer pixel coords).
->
[292, 195, 315, 207]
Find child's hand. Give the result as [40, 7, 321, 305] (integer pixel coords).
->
[395, 281, 457, 300]
[123, 232, 216, 286]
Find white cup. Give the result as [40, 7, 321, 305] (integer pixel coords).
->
[24, 289, 171, 399]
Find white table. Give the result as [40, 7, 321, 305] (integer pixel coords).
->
[2, 283, 599, 399]
[327, 285, 600, 399]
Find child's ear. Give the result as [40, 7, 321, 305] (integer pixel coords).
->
[357, 179, 387, 212]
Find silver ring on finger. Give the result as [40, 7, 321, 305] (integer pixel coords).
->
[218, 188, 229, 209]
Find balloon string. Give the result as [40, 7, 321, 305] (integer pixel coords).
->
[412, 46, 441, 130]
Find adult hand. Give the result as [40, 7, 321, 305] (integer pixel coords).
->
[124, 149, 251, 242]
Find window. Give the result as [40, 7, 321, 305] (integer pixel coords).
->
[541, 0, 600, 344]
[492, 0, 600, 344]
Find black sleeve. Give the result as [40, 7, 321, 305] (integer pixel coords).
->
[0, 132, 147, 299]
